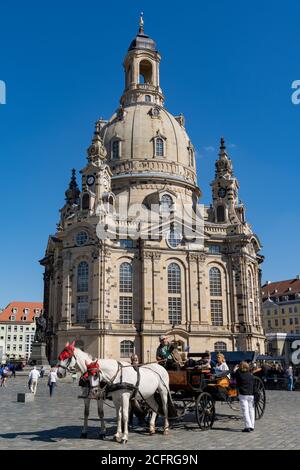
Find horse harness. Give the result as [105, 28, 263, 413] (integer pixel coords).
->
[79, 361, 141, 402]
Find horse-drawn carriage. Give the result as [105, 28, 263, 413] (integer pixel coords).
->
[166, 351, 266, 430]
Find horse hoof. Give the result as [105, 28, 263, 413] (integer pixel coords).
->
[149, 429, 155, 436]
[122, 439, 128, 445]
[80, 433, 87, 439]
[114, 436, 122, 443]
[163, 430, 169, 436]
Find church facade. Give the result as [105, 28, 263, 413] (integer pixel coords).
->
[40, 18, 265, 362]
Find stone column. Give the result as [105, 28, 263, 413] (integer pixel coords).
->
[89, 247, 101, 325]
[198, 254, 209, 324]
[142, 251, 154, 324]
[152, 252, 162, 322]
[188, 254, 199, 325]
[59, 252, 72, 329]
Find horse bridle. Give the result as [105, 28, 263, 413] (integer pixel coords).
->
[58, 357, 73, 371]
[58, 348, 76, 372]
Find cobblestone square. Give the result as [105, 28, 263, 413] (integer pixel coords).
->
[0, 376, 299, 450]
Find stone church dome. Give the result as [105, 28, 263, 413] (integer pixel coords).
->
[100, 103, 195, 172]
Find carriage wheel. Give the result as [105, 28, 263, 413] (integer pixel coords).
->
[195, 392, 215, 429]
[253, 376, 266, 420]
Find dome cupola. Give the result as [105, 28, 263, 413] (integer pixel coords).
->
[128, 13, 157, 52]
[121, 13, 164, 107]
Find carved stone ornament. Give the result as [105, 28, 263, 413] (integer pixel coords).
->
[152, 251, 161, 260]
[143, 251, 161, 261]
[149, 106, 161, 118]
[198, 253, 206, 263]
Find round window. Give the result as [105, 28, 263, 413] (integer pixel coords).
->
[167, 229, 182, 248]
[76, 231, 88, 246]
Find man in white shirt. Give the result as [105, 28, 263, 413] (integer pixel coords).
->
[48, 368, 58, 397]
[28, 366, 40, 395]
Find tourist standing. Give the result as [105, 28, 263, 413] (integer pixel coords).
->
[48, 367, 58, 397]
[28, 366, 40, 395]
[233, 361, 255, 432]
[39, 366, 45, 378]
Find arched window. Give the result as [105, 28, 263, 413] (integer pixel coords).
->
[76, 296, 88, 324]
[120, 262, 132, 293]
[211, 300, 223, 326]
[139, 60, 152, 84]
[168, 263, 182, 325]
[209, 267, 222, 296]
[248, 271, 253, 298]
[82, 193, 90, 210]
[119, 262, 133, 324]
[145, 95, 151, 102]
[112, 140, 120, 159]
[161, 194, 173, 215]
[217, 205, 225, 223]
[120, 340, 134, 358]
[167, 228, 182, 248]
[155, 138, 164, 157]
[249, 302, 254, 325]
[77, 261, 89, 292]
[168, 263, 181, 294]
[214, 341, 227, 352]
[76, 262, 89, 323]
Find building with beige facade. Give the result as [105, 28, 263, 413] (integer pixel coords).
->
[40, 17, 265, 363]
[262, 277, 300, 335]
[262, 277, 300, 360]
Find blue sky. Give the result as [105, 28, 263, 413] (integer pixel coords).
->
[0, 0, 300, 307]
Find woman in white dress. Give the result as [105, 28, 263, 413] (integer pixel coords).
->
[214, 353, 230, 377]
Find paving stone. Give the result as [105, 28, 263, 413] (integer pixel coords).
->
[0, 376, 299, 449]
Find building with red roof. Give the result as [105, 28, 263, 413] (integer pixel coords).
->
[0, 301, 43, 362]
[261, 277, 300, 359]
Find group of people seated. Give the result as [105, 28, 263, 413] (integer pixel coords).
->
[155, 335, 230, 376]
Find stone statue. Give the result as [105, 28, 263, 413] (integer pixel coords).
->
[34, 314, 47, 343]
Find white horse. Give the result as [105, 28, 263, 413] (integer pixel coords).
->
[56, 342, 107, 439]
[56, 342, 171, 444]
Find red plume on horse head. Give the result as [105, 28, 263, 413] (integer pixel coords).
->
[58, 340, 76, 361]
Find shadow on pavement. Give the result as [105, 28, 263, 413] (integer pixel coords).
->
[0, 425, 117, 443]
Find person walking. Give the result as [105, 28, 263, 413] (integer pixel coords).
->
[286, 364, 294, 391]
[10, 364, 16, 378]
[39, 366, 45, 379]
[0, 365, 9, 387]
[48, 367, 58, 397]
[28, 366, 40, 395]
[233, 361, 255, 432]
